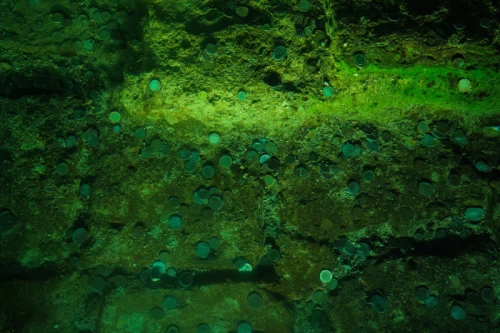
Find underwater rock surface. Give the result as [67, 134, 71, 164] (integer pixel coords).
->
[0, 0, 500, 332]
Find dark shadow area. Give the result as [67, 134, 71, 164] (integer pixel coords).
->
[141, 262, 281, 290]
[0, 261, 59, 281]
[406, 0, 439, 15]
[377, 233, 495, 265]
[336, 0, 493, 44]
[192, 264, 280, 285]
